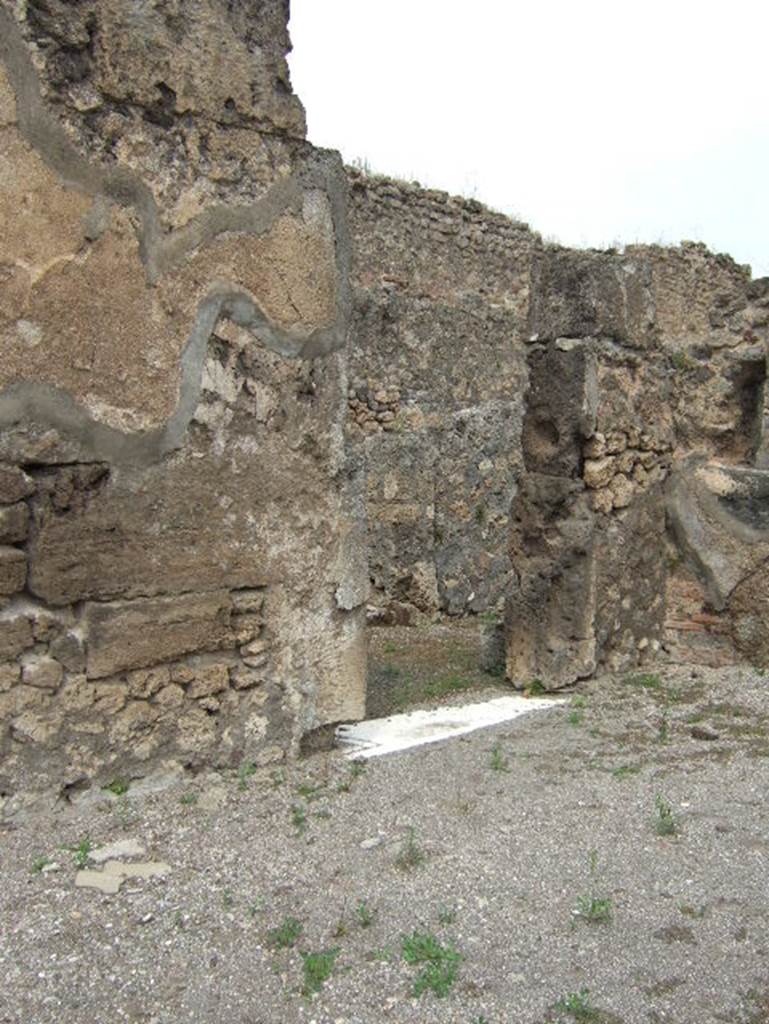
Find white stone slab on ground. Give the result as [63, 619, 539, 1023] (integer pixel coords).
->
[336, 695, 563, 759]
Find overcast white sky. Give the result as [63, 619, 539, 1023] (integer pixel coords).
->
[289, 0, 769, 277]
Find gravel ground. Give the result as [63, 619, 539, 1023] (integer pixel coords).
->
[2, 656, 769, 1024]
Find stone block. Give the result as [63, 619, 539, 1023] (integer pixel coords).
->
[0, 615, 33, 660]
[0, 547, 26, 595]
[186, 663, 230, 699]
[49, 632, 86, 672]
[126, 665, 170, 699]
[0, 464, 34, 504]
[0, 503, 29, 544]
[0, 663, 20, 692]
[85, 591, 234, 678]
[22, 655, 64, 691]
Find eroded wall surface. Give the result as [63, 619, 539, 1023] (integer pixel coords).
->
[347, 170, 536, 617]
[348, 168, 769, 682]
[0, 0, 366, 794]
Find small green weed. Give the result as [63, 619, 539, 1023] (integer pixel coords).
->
[655, 794, 678, 836]
[670, 350, 692, 372]
[291, 803, 307, 835]
[423, 674, 473, 701]
[553, 988, 602, 1021]
[366, 946, 394, 962]
[568, 709, 584, 726]
[528, 678, 547, 696]
[271, 768, 286, 788]
[222, 888, 234, 910]
[626, 672, 662, 690]
[610, 765, 640, 780]
[296, 783, 324, 802]
[301, 948, 339, 995]
[438, 904, 457, 925]
[402, 930, 462, 998]
[489, 742, 509, 772]
[180, 792, 198, 806]
[103, 778, 130, 797]
[68, 835, 92, 868]
[336, 758, 366, 791]
[356, 900, 375, 928]
[572, 695, 587, 709]
[395, 826, 426, 871]
[267, 916, 304, 949]
[658, 707, 670, 742]
[31, 855, 51, 874]
[237, 761, 257, 791]
[573, 895, 613, 925]
[678, 902, 706, 919]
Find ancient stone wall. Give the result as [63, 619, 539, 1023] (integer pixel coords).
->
[346, 169, 537, 618]
[348, 168, 769, 681]
[0, 0, 366, 794]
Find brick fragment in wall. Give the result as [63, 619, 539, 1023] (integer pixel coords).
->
[0, 547, 27, 596]
[84, 591, 234, 678]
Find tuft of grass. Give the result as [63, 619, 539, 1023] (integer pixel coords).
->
[350, 759, 367, 779]
[248, 898, 265, 917]
[573, 895, 613, 925]
[267, 916, 304, 950]
[68, 835, 92, 869]
[489, 742, 509, 772]
[626, 672, 662, 690]
[395, 826, 426, 871]
[366, 946, 394, 962]
[553, 988, 602, 1021]
[423, 674, 473, 701]
[301, 948, 339, 995]
[237, 761, 257, 791]
[670, 350, 692, 372]
[528, 678, 547, 696]
[180, 792, 198, 806]
[402, 930, 462, 998]
[31, 855, 51, 874]
[655, 794, 678, 836]
[568, 709, 584, 726]
[438, 904, 457, 926]
[103, 778, 130, 797]
[356, 900, 375, 928]
[678, 902, 706, 919]
[296, 782, 324, 802]
[658, 707, 670, 742]
[610, 765, 640, 780]
[291, 803, 307, 835]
